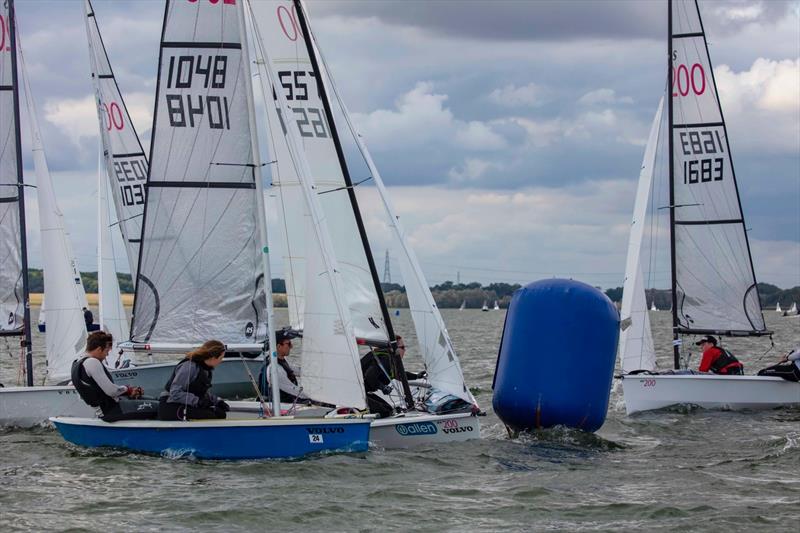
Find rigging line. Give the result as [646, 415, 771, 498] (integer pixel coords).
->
[316, 176, 373, 196]
[109, 212, 143, 227]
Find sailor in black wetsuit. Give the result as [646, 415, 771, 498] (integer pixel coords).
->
[361, 335, 426, 418]
[71, 331, 157, 422]
[157, 340, 230, 421]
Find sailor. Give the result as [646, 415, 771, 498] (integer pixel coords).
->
[71, 331, 156, 422]
[757, 346, 800, 382]
[260, 330, 309, 403]
[360, 335, 426, 418]
[696, 336, 744, 375]
[82, 307, 94, 328]
[157, 340, 230, 421]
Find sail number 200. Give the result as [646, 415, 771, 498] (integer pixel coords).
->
[680, 129, 725, 184]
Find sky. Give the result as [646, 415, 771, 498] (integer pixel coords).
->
[11, 0, 800, 290]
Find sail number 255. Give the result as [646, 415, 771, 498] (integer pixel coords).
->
[680, 129, 725, 185]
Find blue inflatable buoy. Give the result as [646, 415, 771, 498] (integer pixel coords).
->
[492, 278, 619, 433]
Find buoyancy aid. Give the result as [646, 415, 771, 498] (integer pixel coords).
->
[164, 358, 213, 402]
[361, 349, 393, 393]
[71, 356, 116, 411]
[709, 348, 743, 374]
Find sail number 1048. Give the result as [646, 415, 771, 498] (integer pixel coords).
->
[164, 54, 231, 130]
[679, 129, 725, 185]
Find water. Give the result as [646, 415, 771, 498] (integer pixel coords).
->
[1, 309, 798, 532]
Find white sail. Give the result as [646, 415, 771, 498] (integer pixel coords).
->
[292, 5, 476, 406]
[669, 0, 766, 334]
[249, 0, 388, 344]
[0, 2, 24, 334]
[130, 0, 267, 346]
[493, 300, 499, 310]
[459, 300, 466, 311]
[775, 302, 782, 313]
[620, 99, 663, 374]
[96, 148, 128, 345]
[790, 302, 797, 315]
[19, 50, 88, 383]
[84, 0, 147, 277]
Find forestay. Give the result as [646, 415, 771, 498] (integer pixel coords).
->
[249, 0, 388, 344]
[84, 0, 148, 278]
[20, 52, 88, 382]
[619, 99, 662, 374]
[669, 0, 765, 334]
[130, 0, 266, 346]
[0, 2, 24, 334]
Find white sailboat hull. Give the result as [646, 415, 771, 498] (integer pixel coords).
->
[370, 411, 480, 448]
[620, 374, 800, 415]
[0, 386, 95, 428]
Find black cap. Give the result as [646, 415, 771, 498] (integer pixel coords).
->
[275, 329, 298, 344]
[695, 335, 717, 346]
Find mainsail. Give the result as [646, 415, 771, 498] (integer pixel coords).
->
[0, 0, 25, 336]
[249, 0, 389, 345]
[84, 0, 148, 278]
[19, 48, 88, 383]
[668, 0, 766, 335]
[619, 98, 663, 374]
[130, 0, 267, 347]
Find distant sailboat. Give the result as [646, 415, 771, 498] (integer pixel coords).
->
[493, 300, 500, 311]
[481, 301, 489, 312]
[788, 302, 798, 316]
[775, 302, 783, 313]
[459, 300, 466, 311]
[650, 301, 657, 312]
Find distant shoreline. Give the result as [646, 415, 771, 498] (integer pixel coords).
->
[28, 293, 289, 308]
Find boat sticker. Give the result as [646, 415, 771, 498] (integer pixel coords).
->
[395, 421, 437, 436]
[441, 418, 474, 434]
[309, 434, 323, 444]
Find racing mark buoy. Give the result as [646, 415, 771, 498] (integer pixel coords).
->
[492, 279, 619, 434]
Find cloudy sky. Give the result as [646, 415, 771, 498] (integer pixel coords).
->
[12, 0, 800, 290]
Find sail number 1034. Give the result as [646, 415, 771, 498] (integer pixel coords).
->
[679, 129, 725, 185]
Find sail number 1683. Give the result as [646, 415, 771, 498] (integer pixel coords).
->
[680, 129, 725, 185]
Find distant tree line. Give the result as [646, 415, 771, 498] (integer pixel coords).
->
[26, 270, 798, 311]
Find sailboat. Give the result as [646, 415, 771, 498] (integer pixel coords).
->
[618, 0, 800, 414]
[52, 0, 371, 459]
[493, 300, 500, 311]
[775, 302, 783, 313]
[481, 301, 489, 312]
[787, 302, 798, 316]
[0, 0, 95, 426]
[459, 300, 466, 311]
[83, 0, 263, 397]
[650, 301, 657, 312]
[247, 0, 480, 447]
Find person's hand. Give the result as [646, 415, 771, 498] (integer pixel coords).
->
[417, 371, 427, 379]
[779, 354, 789, 363]
[380, 384, 393, 395]
[124, 385, 143, 399]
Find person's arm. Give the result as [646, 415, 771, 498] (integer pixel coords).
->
[269, 364, 307, 399]
[787, 349, 800, 362]
[83, 358, 127, 399]
[167, 362, 201, 406]
[698, 349, 714, 372]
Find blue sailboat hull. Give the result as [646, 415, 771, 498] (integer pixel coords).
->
[51, 417, 371, 460]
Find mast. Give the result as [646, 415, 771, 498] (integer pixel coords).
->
[8, 0, 33, 385]
[667, 0, 680, 369]
[236, 0, 281, 414]
[292, 0, 414, 407]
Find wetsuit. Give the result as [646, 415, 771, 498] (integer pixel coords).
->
[758, 347, 800, 382]
[158, 358, 226, 420]
[699, 346, 744, 375]
[360, 349, 422, 418]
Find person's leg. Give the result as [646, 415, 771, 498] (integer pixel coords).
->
[366, 392, 394, 418]
[758, 363, 799, 381]
[184, 405, 225, 420]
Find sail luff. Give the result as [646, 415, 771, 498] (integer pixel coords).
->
[2, 0, 33, 384]
[620, 98, 663, 374]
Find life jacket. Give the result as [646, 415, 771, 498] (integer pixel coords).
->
[259, 358, 300, 403]
[709, 347, 743, 374]
[163, 358, 213, 401]
[71, 356, 116, 411]
[361, 349, 393, 393]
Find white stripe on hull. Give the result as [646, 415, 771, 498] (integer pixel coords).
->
[621, 374, 800, 415]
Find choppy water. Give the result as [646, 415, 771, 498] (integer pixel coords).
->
[1, 308, 798, 532]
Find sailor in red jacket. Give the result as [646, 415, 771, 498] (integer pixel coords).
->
[696, 336, 744, 375]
